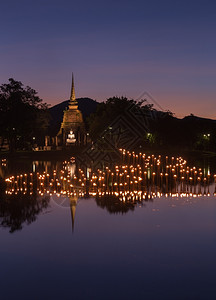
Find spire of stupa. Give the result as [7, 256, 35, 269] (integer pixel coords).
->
[69, 73, 78, 109]
[71, 73, 75, 101]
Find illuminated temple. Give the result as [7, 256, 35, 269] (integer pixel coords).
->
[57, 74, 86, 146]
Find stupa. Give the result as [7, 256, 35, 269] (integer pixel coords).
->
[58, 74, 85, 145]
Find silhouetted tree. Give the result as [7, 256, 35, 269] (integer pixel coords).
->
[87, 96, 154, 140]
[0, 78, 50, 151]
[87, 96, 216, 152]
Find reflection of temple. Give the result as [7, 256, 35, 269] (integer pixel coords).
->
[57, 74, 86, 146]
[70, 195, 78, 232]
[4, 151, 216, 232]
[66, 159, 78, 232]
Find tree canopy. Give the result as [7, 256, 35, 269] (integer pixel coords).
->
[87, 96, 155, 140]
[0, 78, 50, 151]
[87, 96, 216, 152]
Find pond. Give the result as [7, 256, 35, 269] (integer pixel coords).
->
[0, 151, 216, 300]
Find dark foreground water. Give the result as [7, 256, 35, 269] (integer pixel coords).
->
[0, 155, 216, 300]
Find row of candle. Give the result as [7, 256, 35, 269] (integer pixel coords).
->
[4, 151, 216, 198]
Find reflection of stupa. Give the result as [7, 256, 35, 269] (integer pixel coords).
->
[70, 195, 78, 232]
[58, 74, 86, 145]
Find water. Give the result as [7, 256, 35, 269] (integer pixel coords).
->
[0, 154, 216, 300]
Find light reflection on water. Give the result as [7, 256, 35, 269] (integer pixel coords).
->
[0, 152, 216, 299]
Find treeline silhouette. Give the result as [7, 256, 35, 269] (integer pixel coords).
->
[86, 97, 216, 152]
[1, 78, 216, 153]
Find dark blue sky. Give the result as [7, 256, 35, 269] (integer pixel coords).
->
[1, 0, 216, 117]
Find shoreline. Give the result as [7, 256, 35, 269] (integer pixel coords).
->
[0, 148, 216, 161]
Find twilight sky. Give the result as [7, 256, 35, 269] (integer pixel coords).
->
[0, 0, 216, 118]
